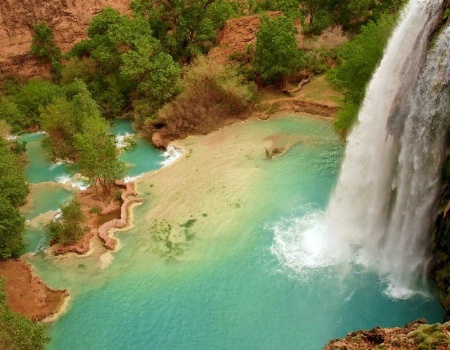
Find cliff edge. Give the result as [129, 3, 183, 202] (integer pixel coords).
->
[0, 0, 130, 77]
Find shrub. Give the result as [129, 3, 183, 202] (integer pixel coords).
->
[47, 198, 86, 245]
[149, 57, 255, 139]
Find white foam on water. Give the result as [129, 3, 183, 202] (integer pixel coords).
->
[270, 211, 352, 275]
[160, 144, 183, 168]
[6, 134, 18, 140]
[70, 180, 89, 191]
[115, 132, 135, 149]
[123, 175, 142, 183]
[56, 174, 71, 184]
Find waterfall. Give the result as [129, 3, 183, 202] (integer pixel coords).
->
[325, 0, 449, 298]
[271, 0, 450, 299]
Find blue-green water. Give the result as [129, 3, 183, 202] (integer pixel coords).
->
[19, 132, 77, 184]
[27, 115, 442, 349]
[20, 121, 163, 184]
[21, 120, 162, 253]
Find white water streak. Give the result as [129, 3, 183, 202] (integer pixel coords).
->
[272, 0, 448, 298]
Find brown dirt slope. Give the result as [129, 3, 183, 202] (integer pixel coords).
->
[0, 259, 67, 321]
[0, 0, 131, 77]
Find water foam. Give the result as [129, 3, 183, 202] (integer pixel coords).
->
[115, 132, 135, 149]
[160, 144, 183, 167]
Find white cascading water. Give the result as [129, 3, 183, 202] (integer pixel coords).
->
[272, 0, 450, 298]
[326, 0, 446, 297]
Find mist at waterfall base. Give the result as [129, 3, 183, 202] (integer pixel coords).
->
[274, 0, 450, 300]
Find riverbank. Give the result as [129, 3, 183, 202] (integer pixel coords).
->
[0, 259, 68, 321]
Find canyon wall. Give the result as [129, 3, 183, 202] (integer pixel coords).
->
[0, 0, 131, 77]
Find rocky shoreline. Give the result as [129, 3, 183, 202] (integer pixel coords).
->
[324, 319, 450, 349]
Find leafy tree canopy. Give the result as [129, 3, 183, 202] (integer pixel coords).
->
[75, 115, 125, 198]
[253, 15, 299, 86]
[47, 198, 86, 245]
[30, 22, 62, 77]
[130, 0, 233, 62]
[67, 8, 182, 118]
[0, 139, 28, 259]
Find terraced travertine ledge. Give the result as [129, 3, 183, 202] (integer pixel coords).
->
[53, 181, 143, 255]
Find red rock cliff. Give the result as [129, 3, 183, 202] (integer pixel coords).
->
[0, 0, 131, 77]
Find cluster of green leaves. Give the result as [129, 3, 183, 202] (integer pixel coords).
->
[302, 0, 403, 34]
[0, 139, 28, 260]
[327, 13, 397, 134]
[39, 80, 101, 159]
[75, 114, 125, 197]
[253, 15, 300, 86]
[30, 23, 62, 77]
[130, 0, 234, 63]
[65, 8, 182, 120]
[0, 279, 50, 349]
[251, 0, 302, 19]
[47, 198, 86, 245]
[0, 79, 63, 132]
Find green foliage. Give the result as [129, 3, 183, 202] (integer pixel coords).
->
[40, 80, 101, 159]
[30, 23, 62, 77]
[75, 115, 125, 197]
[327, 12, 397, 133]
[0, 139, 29, 207]
[0, 279, 50, 349]
[0, 99, 27, 132]
[131, 0, 233, 62]
[67, 8, 182, 119]
[151, 57, 255, 137]
[0, 139, 28, 259]
[47, 198, 86, 245]
[252, 0, 301, 19]
[301, 0, 404, 34]
[0, 79, 63, 130]
[0, 197, 25, 260]
[253, 15, 299, 86]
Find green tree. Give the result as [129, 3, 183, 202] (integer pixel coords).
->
[253, 15, 299, 86]
[130, 0, 233, 62]
[0, 139, 28, 259]
[67, 8, 182, 118]
[30, 23, 62, 77]
[14, 79, 62, 128]
[327, 13, 397, 133]
[40, 80, 101, 159]
[47, 198, 86, 245]
[0, 139, 28, 207]
[0, 278, 50, 349]
[0, 198, 25, 260]
[75, 116, 125, 198]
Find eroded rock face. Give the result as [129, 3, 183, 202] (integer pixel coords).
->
[0, 0, 131, 77]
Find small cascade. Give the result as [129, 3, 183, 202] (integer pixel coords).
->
[326, 0, 449, 297]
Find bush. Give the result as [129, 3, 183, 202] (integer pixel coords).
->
[47, 198, 86, 245]
[148, 57, 255, 139]
[253, 15, 300, 86]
